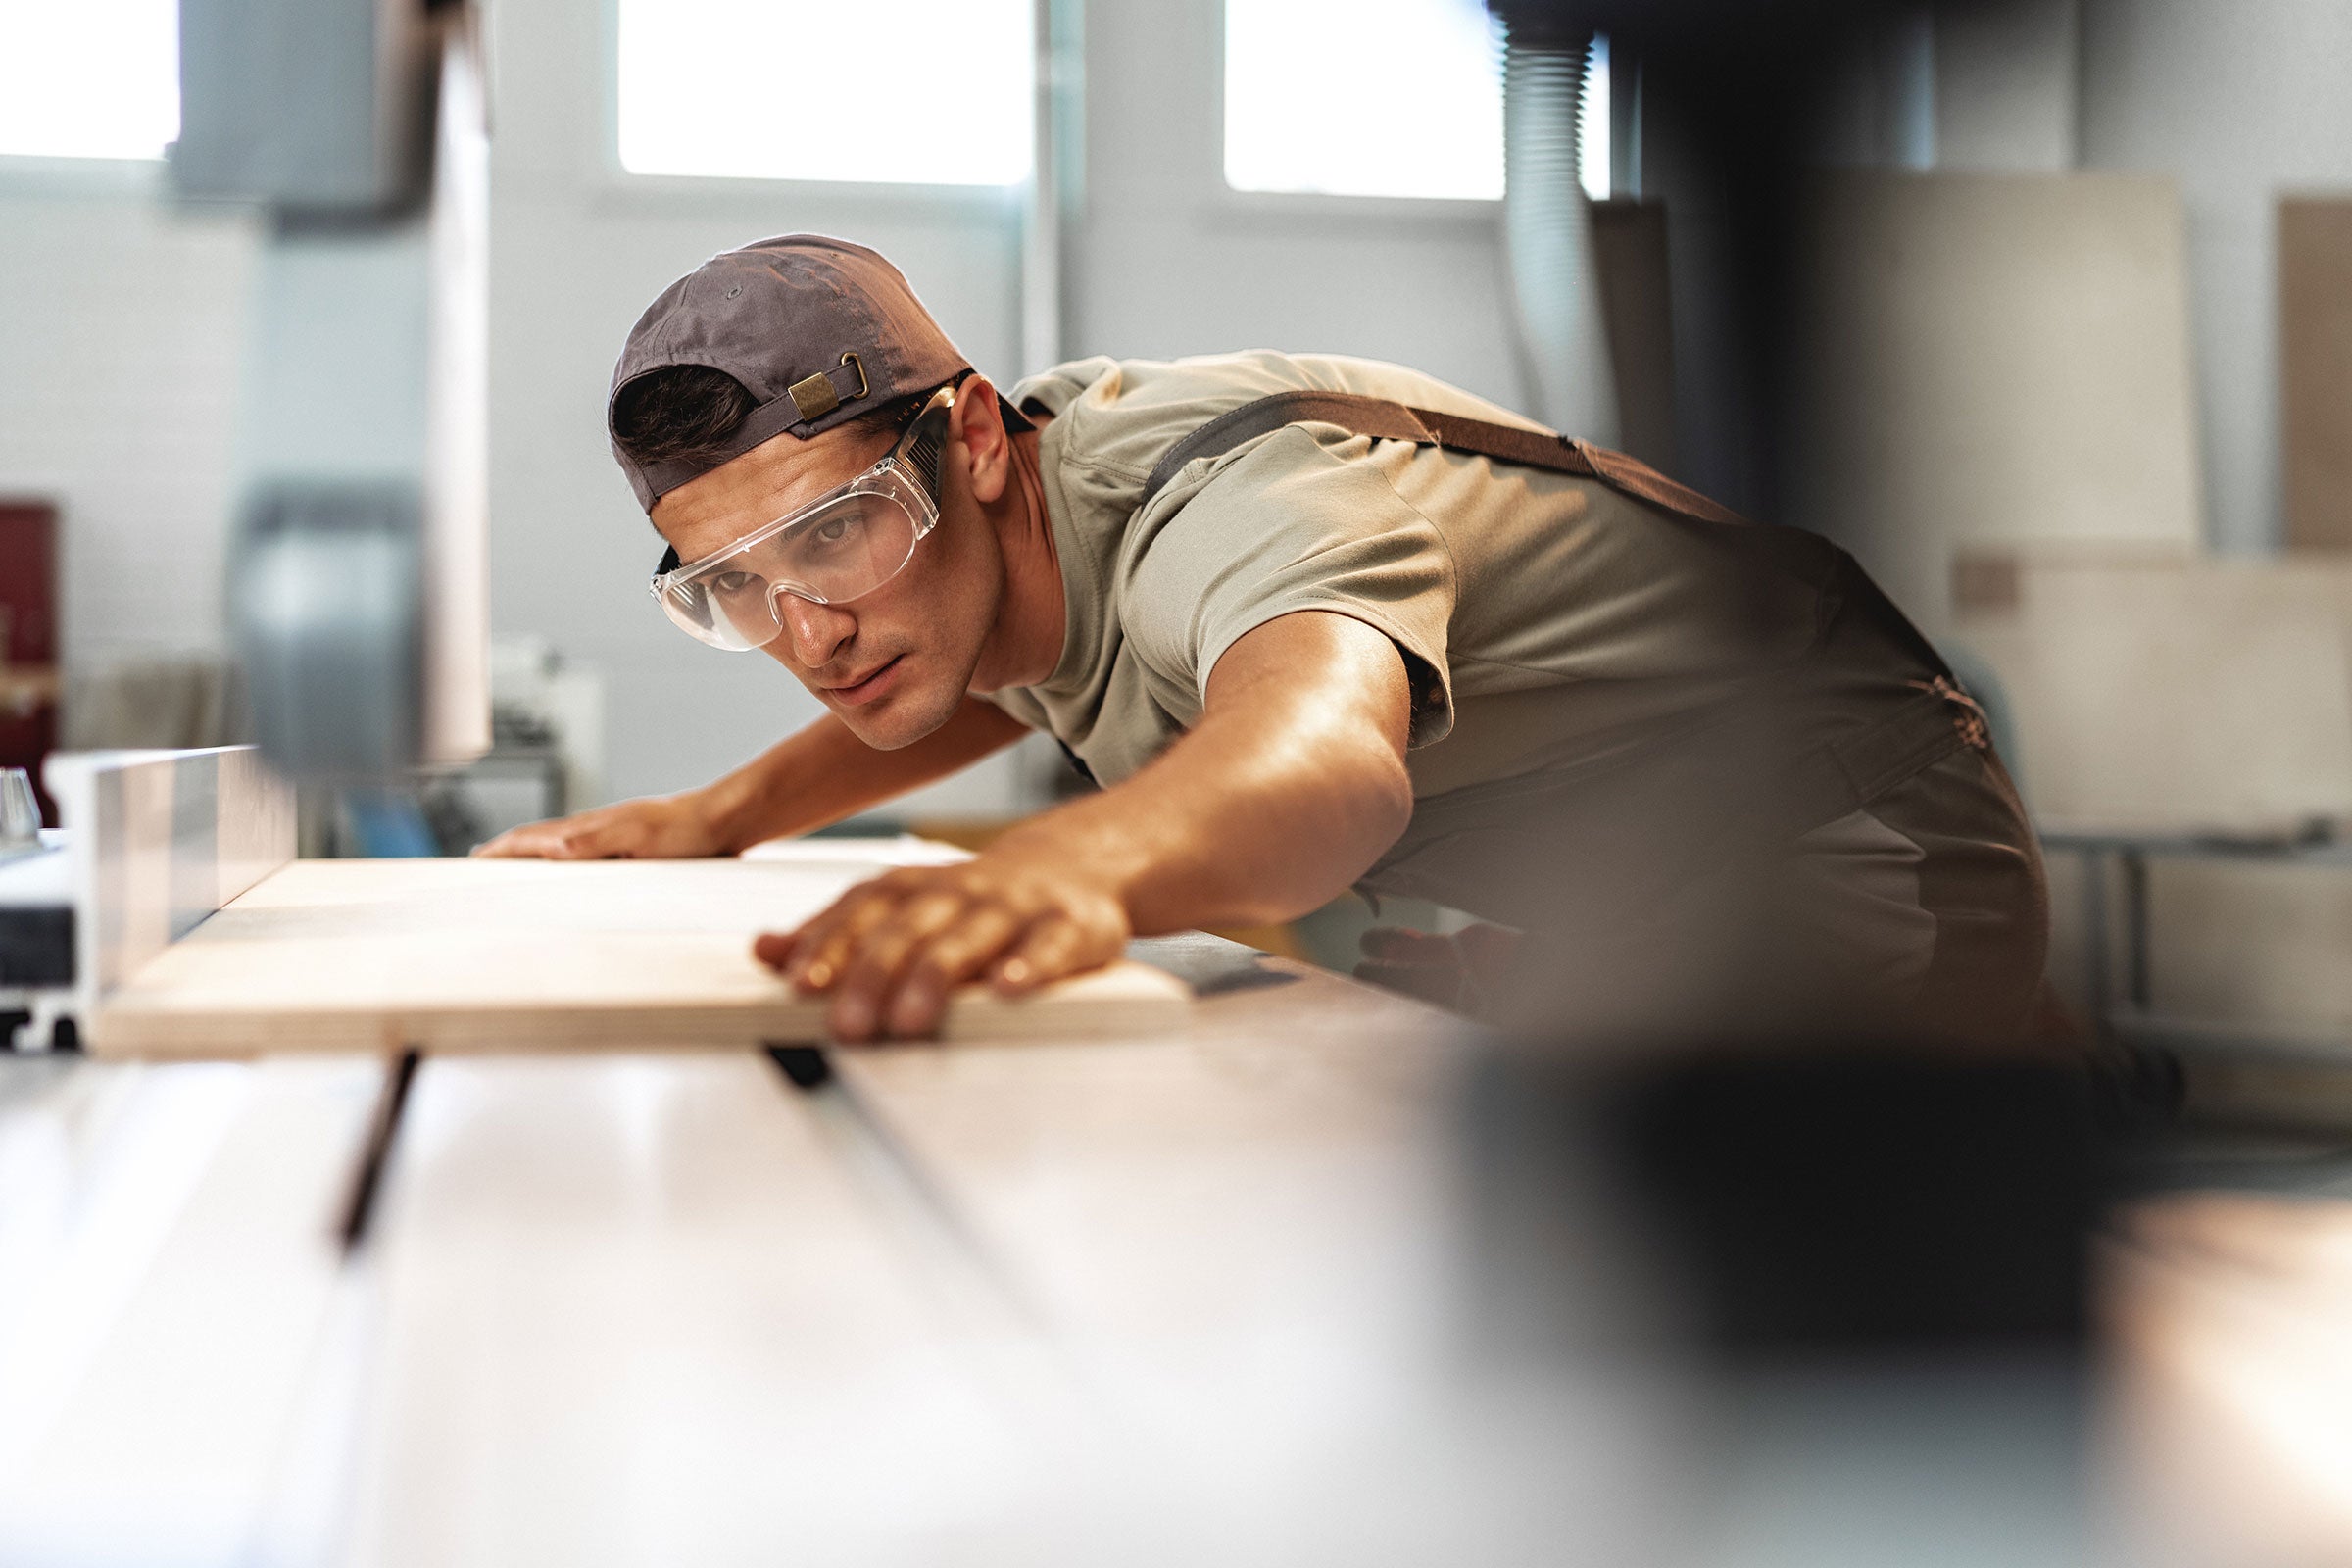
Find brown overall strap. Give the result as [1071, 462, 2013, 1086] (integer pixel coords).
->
[1136, 388, 1751, 528]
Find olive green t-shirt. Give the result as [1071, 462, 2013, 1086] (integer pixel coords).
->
[990, 351, 1825, 800]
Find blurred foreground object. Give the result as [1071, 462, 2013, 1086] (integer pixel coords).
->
[1468, 1036, 2106, 1566]
[2112, 1190, 2352, 1567]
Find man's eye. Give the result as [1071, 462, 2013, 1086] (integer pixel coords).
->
[711, 570, 760, 595]
[813, 514, 857, 545]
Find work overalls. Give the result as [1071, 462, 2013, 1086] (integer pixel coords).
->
[1146, 394, 2051, 1045]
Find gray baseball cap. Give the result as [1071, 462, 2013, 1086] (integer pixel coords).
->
[609, 233, 1026, 511]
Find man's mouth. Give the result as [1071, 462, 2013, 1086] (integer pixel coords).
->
[822, 655, 905, 708]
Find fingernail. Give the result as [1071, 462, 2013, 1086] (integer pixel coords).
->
[798, 960, 833, 992]
[1000, 958, 1032, 987]
[887, 989, 934, 1036]
[832, 995, 874, 1040]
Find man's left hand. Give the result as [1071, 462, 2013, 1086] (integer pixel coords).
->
[754, 851, 1131, 1040]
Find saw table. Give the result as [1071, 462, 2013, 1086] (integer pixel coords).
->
[0, 747, 1535, 1563]
[11, 749, 2352, 1563]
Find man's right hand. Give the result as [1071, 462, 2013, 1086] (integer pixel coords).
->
[471, 792, 725, 859]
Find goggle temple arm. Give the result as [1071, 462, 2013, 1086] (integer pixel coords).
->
[895, 384, 958, 504]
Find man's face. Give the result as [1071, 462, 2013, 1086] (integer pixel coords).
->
[651, 413, 1004, 750]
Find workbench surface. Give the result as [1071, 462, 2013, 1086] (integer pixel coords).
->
[7, 847, 2352, 1563]
[0, 840, 1526, 1565]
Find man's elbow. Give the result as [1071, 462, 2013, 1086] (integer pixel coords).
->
[1317, 736, 1415, 893]
[1242, 750, 1415, 927]
[1361, 750, 1416, 855]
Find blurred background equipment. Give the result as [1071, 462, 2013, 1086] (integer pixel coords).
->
[176, 0, 489, 785]
[0, 501, 60, 826]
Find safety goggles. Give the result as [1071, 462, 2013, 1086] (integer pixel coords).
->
[649, 383, 956, 651]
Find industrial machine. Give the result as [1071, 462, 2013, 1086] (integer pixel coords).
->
[1, 0, 490, 1052]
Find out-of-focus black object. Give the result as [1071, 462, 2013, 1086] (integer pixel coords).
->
[767, 1045, 834, 1092]
[1467, 1040, 2107, 1359]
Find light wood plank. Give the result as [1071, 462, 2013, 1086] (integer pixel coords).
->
[2282, 197, 2352, 554]
[1951, 548, 2352, 834]
[90, 857, 1191, 1058]
[1789, 170, 2203, 631]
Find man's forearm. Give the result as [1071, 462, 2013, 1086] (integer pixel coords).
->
[764, 614, 1415, 1039]
[992, 615, 1415, 932]
[699, 696, 1030, 850]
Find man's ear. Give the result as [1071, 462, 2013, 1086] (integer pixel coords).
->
[949, 374, 1012, 506]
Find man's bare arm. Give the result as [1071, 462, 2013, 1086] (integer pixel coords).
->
[763, 611, 1416, 1037]
[474, 695, 1031, 858]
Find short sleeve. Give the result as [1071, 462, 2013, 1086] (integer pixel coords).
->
[1119, 425, 1458, 747]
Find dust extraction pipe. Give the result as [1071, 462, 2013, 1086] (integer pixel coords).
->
[1495, 6, 1619, 445]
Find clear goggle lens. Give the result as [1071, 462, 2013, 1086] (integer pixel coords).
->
[655, 479, 929, 651]
[650, 383, 956, 652]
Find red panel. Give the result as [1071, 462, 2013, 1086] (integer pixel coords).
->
[0, 500, 60, 825]
[0, 501, 58, 663]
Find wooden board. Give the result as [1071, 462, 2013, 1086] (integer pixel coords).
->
[2281, 197, 2352, 553]
[1789, 170, 2203, 631]
[88, 857, 1191, 1058]
[1950, 546, 2352, 834]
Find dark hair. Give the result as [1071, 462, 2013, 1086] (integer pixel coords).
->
[612, 363, 931, 468]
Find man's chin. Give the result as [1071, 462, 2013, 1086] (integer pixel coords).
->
[832, 684, 958, 752]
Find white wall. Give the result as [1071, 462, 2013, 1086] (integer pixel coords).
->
[0, 162, 258, 667]
[2080, 0, 2352, 555]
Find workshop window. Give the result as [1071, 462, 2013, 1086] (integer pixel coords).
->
[617, 0, 1033, 185]
[0, 0, 178, 161]
[1223, 0, 1504, 201]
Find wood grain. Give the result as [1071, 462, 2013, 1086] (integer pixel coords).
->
[89, 857, 1191, 1058]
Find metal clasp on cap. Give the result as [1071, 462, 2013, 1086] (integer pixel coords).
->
[787, 351, 869, 423]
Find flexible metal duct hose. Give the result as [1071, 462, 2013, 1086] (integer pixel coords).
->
[1499, 14, 1619, 445]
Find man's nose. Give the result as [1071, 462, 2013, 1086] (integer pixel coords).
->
[774, 590, 856, 667]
